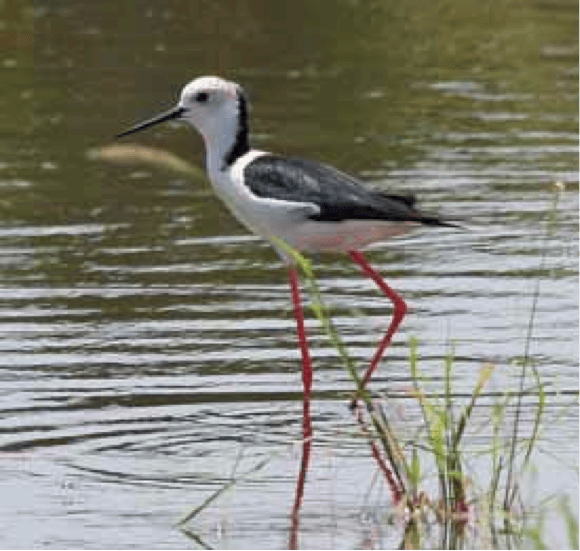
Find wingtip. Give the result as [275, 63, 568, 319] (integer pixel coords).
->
[439, 218, 469, 230]
[417, 214, 467, 230]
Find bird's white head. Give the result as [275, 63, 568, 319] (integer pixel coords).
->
[176, 76, 242, 138]
[117, 75, 250, 170]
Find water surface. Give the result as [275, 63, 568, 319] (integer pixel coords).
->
[0, 0, 577, 548]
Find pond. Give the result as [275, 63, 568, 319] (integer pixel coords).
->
[0, 0, 577, 548]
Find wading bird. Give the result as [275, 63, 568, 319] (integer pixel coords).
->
[116, 75, 456, 434]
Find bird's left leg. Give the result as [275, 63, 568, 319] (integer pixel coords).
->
[347, 250, 407, 402]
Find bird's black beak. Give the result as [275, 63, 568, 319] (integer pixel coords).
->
[115, 106, 186, 139]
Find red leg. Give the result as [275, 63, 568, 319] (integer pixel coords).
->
[287, 267, 313, 549]
[348, 250, 407, 390]
[287, 267, 313, 426]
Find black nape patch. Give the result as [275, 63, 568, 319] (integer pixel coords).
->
[222, 90, 250, 169]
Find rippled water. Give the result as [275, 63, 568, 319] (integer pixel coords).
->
[0, 0, 578, 548]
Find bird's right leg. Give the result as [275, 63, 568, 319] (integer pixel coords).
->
[287, 266, 313, 547]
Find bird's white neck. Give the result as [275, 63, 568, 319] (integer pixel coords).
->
[202, 91, 250, 177]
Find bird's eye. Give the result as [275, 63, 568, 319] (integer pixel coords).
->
[195, 92, 209, 103]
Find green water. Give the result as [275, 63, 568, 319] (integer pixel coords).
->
[0, 0, 577, 548]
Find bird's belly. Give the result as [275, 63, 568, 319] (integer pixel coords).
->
[280, 219, 419, 253]
[225, 205, 418, 254]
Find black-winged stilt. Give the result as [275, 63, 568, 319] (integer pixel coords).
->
[116, 75, 457, 415]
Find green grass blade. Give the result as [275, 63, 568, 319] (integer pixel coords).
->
[559, 495, 579, 550]
[175, 457, 270, 527]
[453, 363, 494, 450]
[175, 479, 236, 527]
[409, 447, 421, 493]
[505, 183, 560, 510]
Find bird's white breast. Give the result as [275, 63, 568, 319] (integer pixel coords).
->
[207, 149, 320, 243]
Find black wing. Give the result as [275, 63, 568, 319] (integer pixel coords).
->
[244, 155, 454, 226]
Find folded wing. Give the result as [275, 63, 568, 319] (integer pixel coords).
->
[244, 155, 455, 227]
